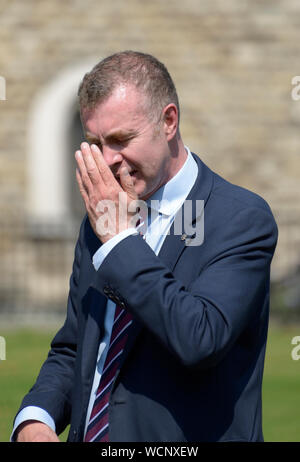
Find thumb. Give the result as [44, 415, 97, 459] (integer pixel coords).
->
[119, 167, 136, 197]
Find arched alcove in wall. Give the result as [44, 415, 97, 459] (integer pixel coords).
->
[68, 103, 86, 228]
[26, 59, 97, 238]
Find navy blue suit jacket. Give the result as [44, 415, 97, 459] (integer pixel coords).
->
[17, 154, 278, 442]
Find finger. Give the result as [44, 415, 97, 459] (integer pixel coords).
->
[119, 167, 136, 197]
[90, 144, 116, 185]
[75, 166, 89, 208]
[80, 142, 102, 186]
[75, 149, 94, 194]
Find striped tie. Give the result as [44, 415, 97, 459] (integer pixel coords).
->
[84, 305, 133, 442]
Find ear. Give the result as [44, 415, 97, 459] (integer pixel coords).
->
[162, 104, 178, 141]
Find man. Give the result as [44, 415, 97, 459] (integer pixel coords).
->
[13, 51, 277, 442]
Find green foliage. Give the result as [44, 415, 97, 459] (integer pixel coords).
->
[0, 325, 299, 442]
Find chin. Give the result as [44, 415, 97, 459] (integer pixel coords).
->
[134, 179, 157, 201]
[134, 182, 148, 200]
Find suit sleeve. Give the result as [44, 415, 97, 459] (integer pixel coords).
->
[14, 218, 85, 435]
[92, 205, 278, 369]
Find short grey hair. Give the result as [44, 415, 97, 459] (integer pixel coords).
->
[78, 50, 180, 123]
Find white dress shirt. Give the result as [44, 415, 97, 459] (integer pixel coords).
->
[12, 147, 198, 440]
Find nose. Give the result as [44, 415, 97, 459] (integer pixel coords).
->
[101, 145, 123, 169]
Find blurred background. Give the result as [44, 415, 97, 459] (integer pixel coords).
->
[0, 0, 300, 442]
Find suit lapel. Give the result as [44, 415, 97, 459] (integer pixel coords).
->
[79, 221, 107, 400]
[80, 287, 106, 393]
[158, 153, 213, 269]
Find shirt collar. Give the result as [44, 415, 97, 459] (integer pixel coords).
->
[146, 146, 198, 216]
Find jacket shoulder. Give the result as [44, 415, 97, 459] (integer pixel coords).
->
[211, 170, 275, 217]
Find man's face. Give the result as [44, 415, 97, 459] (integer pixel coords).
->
[81, 85, 172, 200]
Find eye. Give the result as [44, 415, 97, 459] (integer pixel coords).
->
[119, 138, 130, 145]
[110, 137, 130, 147]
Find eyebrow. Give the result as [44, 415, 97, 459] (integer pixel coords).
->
[85, 132, 101, 144]
[106, 129, 138, 139]
[85, 129, 138, 144]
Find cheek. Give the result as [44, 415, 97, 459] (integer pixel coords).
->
[129, 142, 166, 181]
[141, 154, 163, 176]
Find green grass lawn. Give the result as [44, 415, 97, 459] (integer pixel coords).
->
[0, 322, 299, 442]
[262, 322, 300, 441]
[0, 326, 69, 442]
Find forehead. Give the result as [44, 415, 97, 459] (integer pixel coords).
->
[82, 84, 148, 136]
